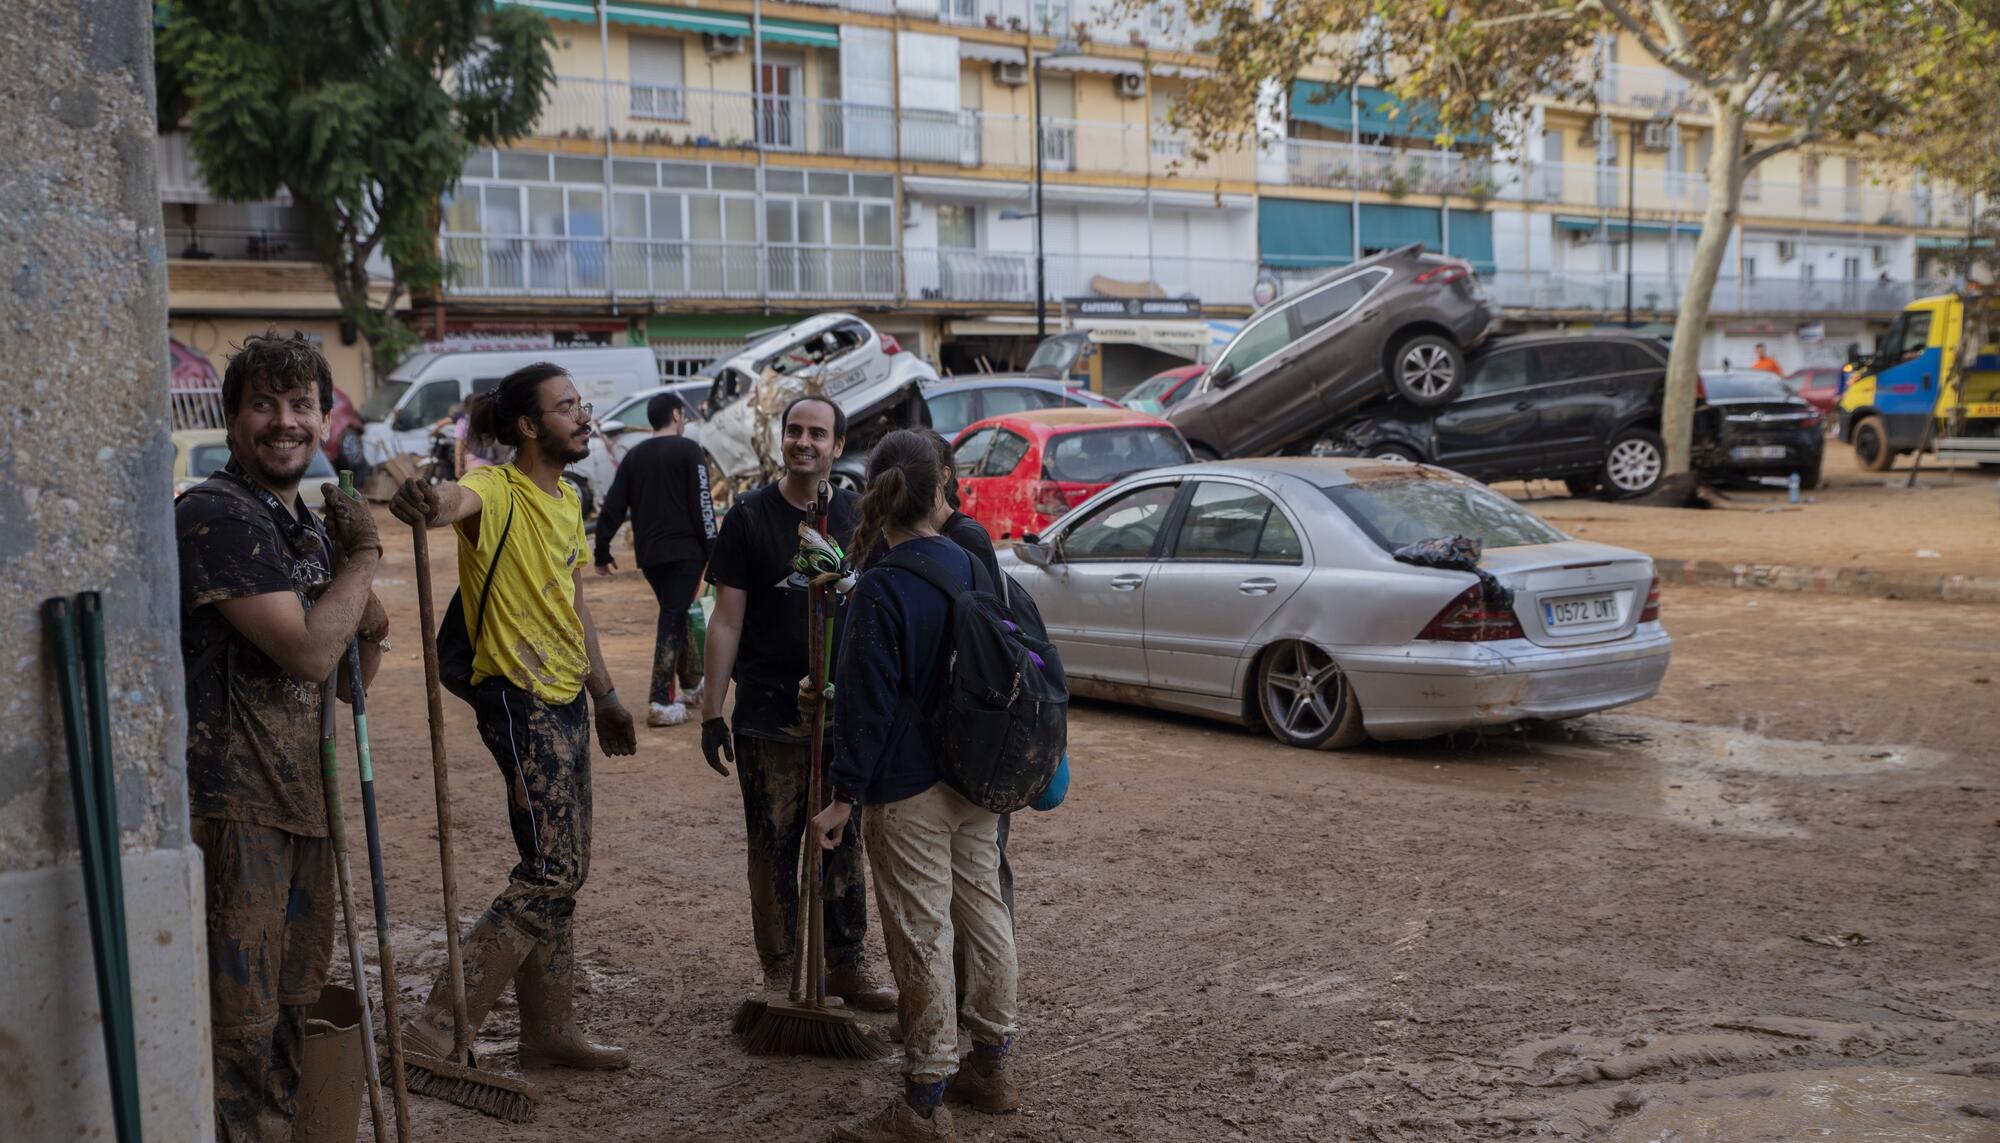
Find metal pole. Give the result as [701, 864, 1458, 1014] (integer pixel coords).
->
[1033, 52, 1047, 339]
[1625, 120, 1637, 327]
[753, 0, 768, 311]
[598, 0, 616, 311]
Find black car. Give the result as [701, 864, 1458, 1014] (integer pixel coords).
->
[1701, 371, 1825, 488]
[1327, 333, 1677, 497]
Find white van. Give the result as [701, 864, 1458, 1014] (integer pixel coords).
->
[353, 347, 659, 466]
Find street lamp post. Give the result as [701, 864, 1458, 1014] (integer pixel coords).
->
[1032, 52, 1047, 339]
[1625, 119, 1639, 328]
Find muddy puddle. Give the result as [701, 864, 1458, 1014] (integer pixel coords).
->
[1354, 715, 1951, 839]
[1598, 1065, 2000, 1141]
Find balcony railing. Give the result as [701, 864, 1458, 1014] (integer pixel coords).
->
[1482, 270, 1950, 316]
[442, 233, 900, 301]
[905, 246, 1258, 306]
[1268, 137, 1505, 199]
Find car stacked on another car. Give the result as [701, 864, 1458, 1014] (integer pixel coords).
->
[1326, 332, 1676, 498]
[1167, 243, 1500, 460]
[952, 409, 1192, 541]
[997, 457, 1670, 750]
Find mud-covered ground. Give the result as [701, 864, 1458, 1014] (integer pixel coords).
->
[336, 528, 2000, 1141]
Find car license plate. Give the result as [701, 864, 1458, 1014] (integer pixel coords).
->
[1729, 445, 1788, 460]
[1544, 593, 1617, 629]
[1966, 403, 2000, 418]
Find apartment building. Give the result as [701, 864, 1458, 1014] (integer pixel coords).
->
[159, 3, 1981, 395]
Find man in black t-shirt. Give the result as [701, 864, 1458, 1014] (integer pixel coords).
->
[176, 331, 385, 1141]
[594, 391, 717, 727]
[700, 396, 894, 1010]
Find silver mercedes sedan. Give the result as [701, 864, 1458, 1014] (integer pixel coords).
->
[998, 458, 1671, 749]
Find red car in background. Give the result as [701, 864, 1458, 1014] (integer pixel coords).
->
[1121, 363, 1206, 416]
[952, 409, 1193, 541]
[1784, 366, 1846, 417]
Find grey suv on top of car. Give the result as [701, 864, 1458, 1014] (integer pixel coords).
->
[1167, 243, 1499, 460]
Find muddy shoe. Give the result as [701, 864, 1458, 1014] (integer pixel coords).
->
[830, 1097, 955, 1142]
[827, 963, 897, 1013]
[516, 934, 630, 1070]
[647, 701, 689, 727]
[946, 1055, 1020, 1114]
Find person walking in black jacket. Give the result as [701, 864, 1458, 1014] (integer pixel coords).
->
[812, 430, 1021, 1143]
[594, 392, 716, 727]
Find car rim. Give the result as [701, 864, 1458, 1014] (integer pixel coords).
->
[1606, 439, 1662, 491]
[1265, 641, 1347, 740]
[830, 471, 861, 492]
[1371, 448, 1411, 462]
[1401, 345, 1455, 399]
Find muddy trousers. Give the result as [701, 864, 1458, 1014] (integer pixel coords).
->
[472, 680, 593, 946]
[734, 732, 870, 972]
[864, 782, 1019, 1083]
[641, 560, 704, 708]
[192, 817, 335, 1143]
[953, 813, 1013, 1000]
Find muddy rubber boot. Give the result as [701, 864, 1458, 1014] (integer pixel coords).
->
[762, 956, 795, 995]
[945, 1048, 1021, 1114]
[830, 1094, 956, 1142]
[827, 961, 897, 1013]
[515, 929, 630, 1070]
[404, 912, 536, 1059]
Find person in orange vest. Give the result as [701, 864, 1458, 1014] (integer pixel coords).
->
[1750, 343, 1784, 376]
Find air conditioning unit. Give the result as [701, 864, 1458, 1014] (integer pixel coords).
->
[994, 61, 1028, 87]
[703, 32, 743, 57]
[1115, 73, 1145, 99]
[1641, 122, 1671, 151]
[1579, 119, 1606, 147]
[1776, 240, 1797, 263]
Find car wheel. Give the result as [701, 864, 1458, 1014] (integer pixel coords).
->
[1798, 462, 1823, 491]
[1563, 475, 1599, 499]
[1257, 640, 1365, 751]
[1851, 415, 1894, 472]
[1600, 429, 1667, 498]
[338, 428, 368, 473]
[1189, 443, 1221, 463]
[1365, 444, 1421, 463]
[1389, 335, 1465, 408]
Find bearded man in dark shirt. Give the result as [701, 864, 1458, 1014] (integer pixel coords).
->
[176, 331, 385, 1142]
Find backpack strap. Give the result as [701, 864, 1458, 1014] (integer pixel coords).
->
[877, 543, 985, 600]
[469, 493, 517, 647]
[175, 476, 284, 687]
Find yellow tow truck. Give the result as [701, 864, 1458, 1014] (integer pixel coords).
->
[1839, 289, 2000, 470]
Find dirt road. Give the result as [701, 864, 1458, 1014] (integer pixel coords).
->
[340, 532, 2000, 1141]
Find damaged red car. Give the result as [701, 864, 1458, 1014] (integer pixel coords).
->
[952, 408, 1193, 542]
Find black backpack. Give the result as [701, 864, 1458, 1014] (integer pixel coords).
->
[437, 496, 516, 705]
[877, 546, 1068, 814]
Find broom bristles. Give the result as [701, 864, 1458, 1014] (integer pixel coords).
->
[733, 996, 769, 1037]
[399, 1052, 543, 1123]
[741, 999, 891, 1060]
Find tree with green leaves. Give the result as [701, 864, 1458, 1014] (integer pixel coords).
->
[157, 0, 555, 375]
[1161, 0, 1996, 501]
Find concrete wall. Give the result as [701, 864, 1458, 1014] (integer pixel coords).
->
[0, 1, 211, 1139]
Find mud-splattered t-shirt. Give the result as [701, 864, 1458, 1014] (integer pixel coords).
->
[177, 471, 334, 837]
[456, 463, 589, 704]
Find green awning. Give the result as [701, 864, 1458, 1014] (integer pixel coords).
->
[501, 0, 838, 47]
[1556, 216, 1701, 237]
[1916, 235, 1992, 249]
[1359, 203, 1442, 250]
[1259, 198, 1354, 267]
[1291, 81, 1490, 145]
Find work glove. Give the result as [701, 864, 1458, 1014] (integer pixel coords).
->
[595, 694, 637, 757]
[389, 476, 442, 528]
[320, 482, 382, 560]
[701, 717, 734, 777]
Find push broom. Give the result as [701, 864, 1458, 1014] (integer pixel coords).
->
[398, 519, 543, 1122]
[736, 487, 887, 1061]
[321, 675, 390, 1143]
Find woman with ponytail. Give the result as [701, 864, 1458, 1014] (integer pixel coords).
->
[811, 429, 1021, 1142]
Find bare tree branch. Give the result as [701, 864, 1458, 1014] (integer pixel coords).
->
[1596, 0, 1713, 86]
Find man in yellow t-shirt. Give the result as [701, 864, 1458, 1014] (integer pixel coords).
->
[390, 362, 638, 1072]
